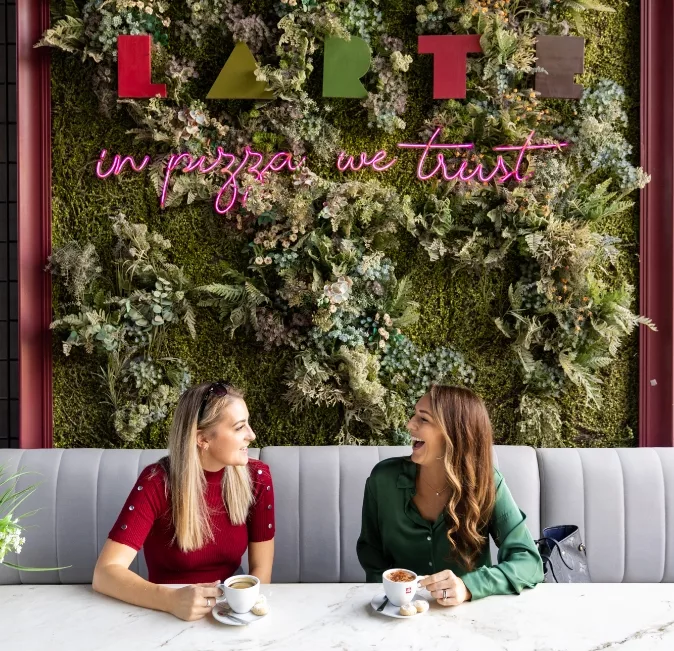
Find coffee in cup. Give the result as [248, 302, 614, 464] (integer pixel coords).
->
[387, 570, 416, 583]
[220, 574, 260, 613]
[228, 579, 257, 590]
[382, 568, 423, 607]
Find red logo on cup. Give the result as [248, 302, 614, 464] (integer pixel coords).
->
[406, 587, 412, 594]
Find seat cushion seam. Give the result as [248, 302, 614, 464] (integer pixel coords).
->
[659, 450, 667, 583]
[578, 449, 587, 578]
[54, 450, 65, 584]
[538, 450, 546, 536]
[616, 448, 626, 582]
[94, 450, 104, 567]
[298, 448, 303, 582]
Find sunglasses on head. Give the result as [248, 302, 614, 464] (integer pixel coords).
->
[197, 380, 230, 422]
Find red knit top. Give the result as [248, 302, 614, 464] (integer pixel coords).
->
[108, 459, 275, 584]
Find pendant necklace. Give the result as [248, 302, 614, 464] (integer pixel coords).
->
[419, 475, 449, 497]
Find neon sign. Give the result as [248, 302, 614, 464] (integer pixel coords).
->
[96, 130, 567, 214]
[400, 129, 567, 183]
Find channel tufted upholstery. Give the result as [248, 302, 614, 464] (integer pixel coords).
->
[0, 446, 672, 584]
[262, 445, 541, 582]
[536, 448, 674, 583]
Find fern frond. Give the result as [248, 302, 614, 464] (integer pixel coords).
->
[34, 16, 84, 56]
[196, 283, 245, 302]
[182, 304, 197, 339]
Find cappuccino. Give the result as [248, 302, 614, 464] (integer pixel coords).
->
[229, 579, 256, 590]
[386, 570, 416, 583]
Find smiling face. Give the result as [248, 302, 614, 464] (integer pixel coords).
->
[407, 393, 447, 466]
[197, 397, 256, 470]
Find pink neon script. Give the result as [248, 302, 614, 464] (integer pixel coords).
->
[336, 150, 397, 172]
[397, 129, 567, 183]
[212, 147, 304, 215]
[95, 150, 151, 178]
[492, 131, 568, 182]
[96, 147, 305, 214]
[95, 133, 568, 212]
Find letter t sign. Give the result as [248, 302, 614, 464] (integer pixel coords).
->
[417, 34, 483, 99]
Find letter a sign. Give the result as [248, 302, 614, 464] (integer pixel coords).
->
[207, 42, 274, 100]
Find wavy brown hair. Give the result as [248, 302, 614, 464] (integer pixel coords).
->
[428, 384, 496, 571]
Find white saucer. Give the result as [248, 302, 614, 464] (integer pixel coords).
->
[370, 594, 429, 619]
[212, 598, 267, 626]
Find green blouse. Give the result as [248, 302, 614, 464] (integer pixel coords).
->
[356, 456, 544, 601]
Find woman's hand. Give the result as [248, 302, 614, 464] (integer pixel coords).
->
[419, 570, 472, 607]
[167, 581, 223, 621]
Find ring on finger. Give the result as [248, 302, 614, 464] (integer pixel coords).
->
[442, 589, 447, 600]
[206, 598, 212, 607]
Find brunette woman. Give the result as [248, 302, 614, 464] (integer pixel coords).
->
[357, 385, 543, 605]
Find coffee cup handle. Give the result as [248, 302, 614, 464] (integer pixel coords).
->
[216, 583, 226, 603]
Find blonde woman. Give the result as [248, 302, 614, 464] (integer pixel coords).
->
[93, 381, 275, 621]
[357, 385, 543, 605]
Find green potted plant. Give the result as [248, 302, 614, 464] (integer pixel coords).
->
[0, 467, 70, 572]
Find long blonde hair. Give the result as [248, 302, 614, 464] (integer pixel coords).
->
[159, 382, 254, 552]
[428, 384, 496, 571]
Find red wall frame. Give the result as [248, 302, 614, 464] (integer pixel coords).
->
[640, 1, 674, 446]
[16, 0, 52, 448]
[14, 1, 673, 448]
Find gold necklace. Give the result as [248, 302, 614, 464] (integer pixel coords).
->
[419, 474, 449, 497]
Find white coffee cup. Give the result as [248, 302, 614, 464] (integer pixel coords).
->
[382, 568, 424, 607]
[221, 574, 260, 613]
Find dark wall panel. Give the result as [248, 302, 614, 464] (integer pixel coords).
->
[0, 0, 18, 448]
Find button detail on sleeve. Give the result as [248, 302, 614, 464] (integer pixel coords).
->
[427, 536, 431, 541]
[257, 469, 262, 475]
[129, 506, 135, 511]
[428, 561, 432, 567]
[137, 486, 143, 491]
[266, 486, 271, 491]
[121, 524, 128, 530]
[267, 504, 272, 510]
[268, 524, 272, 529]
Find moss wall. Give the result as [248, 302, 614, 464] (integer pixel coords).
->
[51, 0, 641, 449]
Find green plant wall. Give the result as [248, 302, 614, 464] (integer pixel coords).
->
[50, 0, 641, 449]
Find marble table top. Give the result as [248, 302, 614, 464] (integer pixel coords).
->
[2, 582, 674, 651]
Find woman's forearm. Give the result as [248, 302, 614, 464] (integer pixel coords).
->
[248, 539, 274, 583]
[249, 564, 272, 584]
[92, 563, 174, 613]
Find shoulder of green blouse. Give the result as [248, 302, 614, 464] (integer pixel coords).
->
[368, 455, 413, 488]
[493, 466, 505, 489]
